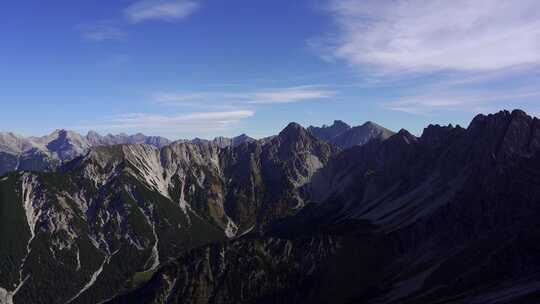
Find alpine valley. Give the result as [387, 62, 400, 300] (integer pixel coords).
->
[1, 110, 540, 304]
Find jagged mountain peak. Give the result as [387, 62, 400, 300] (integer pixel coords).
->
[332, 119, 350, 127]
[279, 122, 311, 140]
[0, 132, 33, 154]
[84, 131, 171, 148]
[234, 133, 251, 140]
[390, 129, 417, 145]
[309, 119, 395, 149]
[461, 109, 537, 159]
[307, 120, 351, 143]
[420, 123, 466, 148]
[276, 123, 328, 154]
[315, 120, 351, 130]
[359, 120, 377, 127]
[210, 133, 255, 148]
[282, 122, 304, 131]
[467, 109, 523, 130]
[398, 128, 415, 137]
[320, 120, 351, 131]
[44, 128, 86, 142]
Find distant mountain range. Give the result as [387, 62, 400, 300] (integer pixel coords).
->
[0, 131, 260, 176]
[2, 111, 540, 304]
[0, 120, 390, 177]
[308, 120, 395, 149]
[0, 130, 170, 175]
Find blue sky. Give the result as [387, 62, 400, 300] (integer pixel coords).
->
[1, 0, 540, 139]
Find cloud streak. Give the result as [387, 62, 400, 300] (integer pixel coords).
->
[77, 1, 201, 41]
[153, 86, 335, 107]
[247, 86, 334, 104]
[383, 88, 540, 116]
[124, 0, 200, 23]
[325, 0, 540, 73]
[110, 110, 253, 129]
[80, 110, 255, 137]
[77, 21, 126, 42]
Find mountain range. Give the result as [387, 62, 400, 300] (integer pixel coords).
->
[0, 120, 390, 177]
[1, 110, 540, 304]
[0, 131, 260, 177]
[308, 120, 395, 149]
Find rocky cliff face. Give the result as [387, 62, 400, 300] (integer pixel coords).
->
[110, 110, 540, 304]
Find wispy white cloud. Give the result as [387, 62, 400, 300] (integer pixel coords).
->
[82, 110, 255, 136]
[383, 88, 540, 116]
[247, 86, 334, 104]
[77, 1, 201, 42]
[124, 0, 200, 23]
[153, 85, 335, 107]
[76, 21, 126, 42]
[78, 85, 332, 137]
[153, 92, 219, 107]
[324, 0, 540, 73]
[316, 0, 540, 116]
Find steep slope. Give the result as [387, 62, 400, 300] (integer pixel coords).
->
[115, 110, 540, 304]
[222, 123, 336, 231]
[110, 229, 390, 304]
